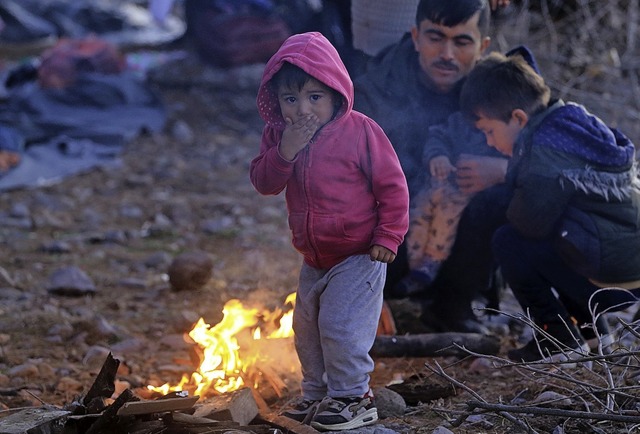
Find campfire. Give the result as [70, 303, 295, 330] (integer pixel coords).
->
[0, 291, 506, 433]
[148, 292, 300, 400]
[0, 294, 318, 434]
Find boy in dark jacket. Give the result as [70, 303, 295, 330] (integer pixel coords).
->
[250, 32, 409, 430]
[460, 52, 640, 362]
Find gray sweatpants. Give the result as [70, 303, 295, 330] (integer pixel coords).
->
[293, 254, 385, 400]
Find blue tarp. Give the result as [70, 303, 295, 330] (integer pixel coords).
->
[0, 71, 166, 191]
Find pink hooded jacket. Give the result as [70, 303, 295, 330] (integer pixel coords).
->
[250, 32, 409, 269]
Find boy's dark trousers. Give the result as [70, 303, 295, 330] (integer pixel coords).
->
[492, 224, 640, 326]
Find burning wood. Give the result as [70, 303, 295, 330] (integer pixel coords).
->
[117, 394, 200, 416]
[191, 387, 258, 425]
[0, 296, 310, 433]
[0, 354, 307, 434]
[147, 294, 299, 401]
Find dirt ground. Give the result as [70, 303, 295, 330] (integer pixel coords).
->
[2, 3, 640, 433]
[0, 53, 539, 433]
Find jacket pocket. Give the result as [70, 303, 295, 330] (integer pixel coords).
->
[554, 206, 601, 277]
[311, 214, 350, 253]
[288, 212, 309, 254]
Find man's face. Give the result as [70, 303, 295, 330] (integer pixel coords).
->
[411, 12, 490, 93]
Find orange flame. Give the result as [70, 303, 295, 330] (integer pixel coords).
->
[148, 292, 297, 398]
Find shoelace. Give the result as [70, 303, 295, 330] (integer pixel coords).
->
[326, 399, 347, 411]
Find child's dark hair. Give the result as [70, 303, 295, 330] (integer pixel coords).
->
[271, 62, 313, 93]
[416, 0, 491, 37]
[270, 61, 343, 112]
[460, 52, 551, 122]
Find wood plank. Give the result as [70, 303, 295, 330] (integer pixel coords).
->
[117, 395, 199, 416]
[193, 387, 258, 426]
[256, 412, 320, 434]
[0, 408, 70, 434]
[370, 332, 500, 357]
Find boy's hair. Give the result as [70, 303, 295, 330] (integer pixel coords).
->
[416, 0, 491, 37]
[460, 52, 551, 122]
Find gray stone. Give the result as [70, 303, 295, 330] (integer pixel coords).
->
[46, 266, 96, 296]
[431, 427, 454, 434]
[373, 387, 406, 419]
[167, 250, 213, 291]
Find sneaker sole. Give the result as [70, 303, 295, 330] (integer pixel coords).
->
[586, 334, 615, 353]
[539, 343, 591, 368]
[311, 408, 378, 431]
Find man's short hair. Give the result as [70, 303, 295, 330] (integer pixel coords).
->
[416, 0, 491, 36]
[460, 52, 551, 122]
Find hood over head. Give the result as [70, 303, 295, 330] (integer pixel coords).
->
[536, 103, 635, 168]
[533, 102, 639, 201]
[257, 32, 353, 130]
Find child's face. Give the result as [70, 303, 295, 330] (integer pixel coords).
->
[277, 78, 337, 129]
[474, 112, 525, 157]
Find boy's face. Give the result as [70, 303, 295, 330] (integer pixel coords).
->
[411, 12, 490, 94]
[474, 112, 525, 157]
[277, 78, 337, 129]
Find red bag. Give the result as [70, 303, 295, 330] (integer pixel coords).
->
[38, 37, 125, 89]
[189, 8, 291, 67]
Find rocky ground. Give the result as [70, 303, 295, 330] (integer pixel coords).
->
[2, 3, 640, 433]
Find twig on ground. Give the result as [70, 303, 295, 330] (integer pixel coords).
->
[424, 360, 537, 433]
[466, 400, 640, 424]
[424, 304, 640, 432]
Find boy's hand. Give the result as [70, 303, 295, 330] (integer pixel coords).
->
[455, 154, 508, 194]
[369, 245, 396, 263]
[279, 114, 319, 160]
[429, 155, 456, 181]
[0, 151, 20, 172]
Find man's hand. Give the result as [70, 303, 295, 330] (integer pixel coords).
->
[279, 114, 319, 160]
[370, 245, 396, 263]
[489, 0, 510, 10]
[455, 154, 508, 195]
[429, 155, 456, 181]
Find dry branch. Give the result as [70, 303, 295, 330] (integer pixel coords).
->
[370, 332, 500, 357]
[418, 307, 640, 432]
[424, 360, 535, 433]
[466, 400, 640, 423]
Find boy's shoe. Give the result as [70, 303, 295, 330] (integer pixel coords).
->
[310, 391, 378, 431]
[420, 301, 490, 334]
[508, 320, 589, 363]
[281, 397, 320, 423]
[581, 316, 615, 353]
